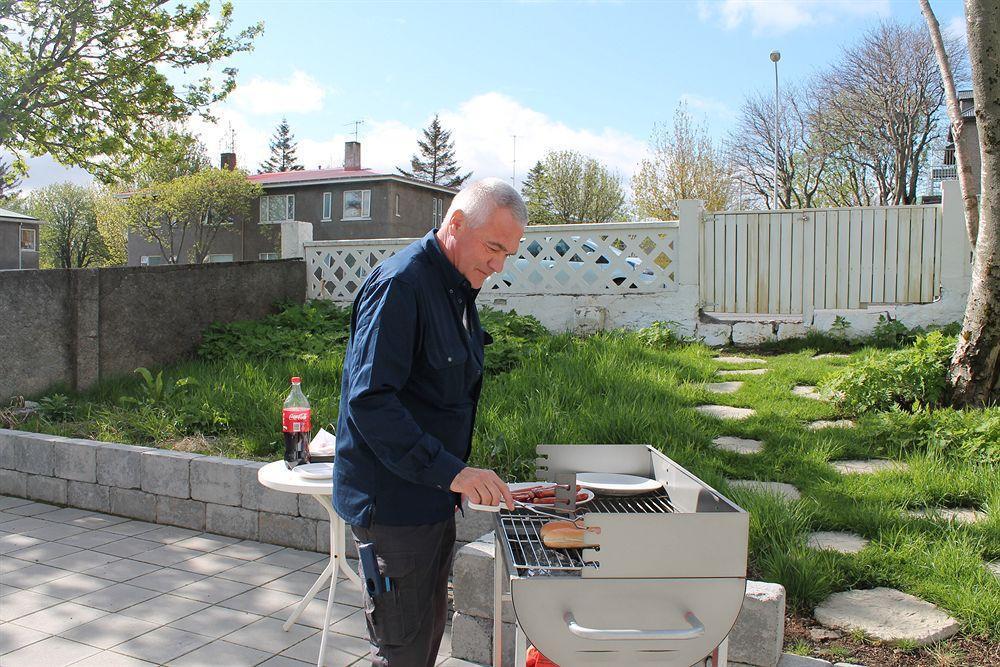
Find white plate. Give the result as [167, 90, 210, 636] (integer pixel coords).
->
[468, 481, 595, 512]
[575, 472, 663, 496]
[293, 462, 334, 479]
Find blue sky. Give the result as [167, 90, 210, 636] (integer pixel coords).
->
[22, 0, 968, 191]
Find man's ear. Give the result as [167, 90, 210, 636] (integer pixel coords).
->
[450, 209, 465, 233]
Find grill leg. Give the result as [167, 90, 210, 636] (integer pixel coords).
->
[493, 542, 503, 667]
[514, 622, 527, 667]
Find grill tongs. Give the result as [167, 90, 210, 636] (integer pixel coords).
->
[468, 474, 581, 522]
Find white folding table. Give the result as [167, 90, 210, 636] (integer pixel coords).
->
[257, 461, 362, 667]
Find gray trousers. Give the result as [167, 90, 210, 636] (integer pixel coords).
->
[351, 516, 456, 667]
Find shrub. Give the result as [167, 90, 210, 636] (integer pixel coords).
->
[198, 300, 351, 362]
[480, 307, 549, 374]
[38, 393, 74, 421]
[864, 408, 1000, 465]
[634, 321, 681, 348]
[823, 331, 956, 414]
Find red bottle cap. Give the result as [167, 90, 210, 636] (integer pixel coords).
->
[290, 377, 300, 384]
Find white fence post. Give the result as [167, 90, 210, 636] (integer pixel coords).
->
[280, 221, 313, 259]
[939, 180, 973, 294]
[676, 200, 704, 288]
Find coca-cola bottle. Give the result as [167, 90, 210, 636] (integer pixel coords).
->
[282, 377, 311, 469]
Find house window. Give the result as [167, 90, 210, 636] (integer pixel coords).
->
[19, 227, 36, 251]
[259, 252, 279, 260]
[343, 190, 371, 220]
[432, 198, 444, 225]
[322, 192, 332, 221]
[205, 254, 234, 263]
[140, 255, 165, 266]
[395, 194, 401, 217]
[260, 194, 295, 223]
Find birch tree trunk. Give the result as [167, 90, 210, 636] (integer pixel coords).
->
[920, 0, 981, 245]
[949, 0, 1000, 406]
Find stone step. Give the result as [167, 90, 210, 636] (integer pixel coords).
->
[715, 356, 766, 364]
[712, 436, 763, 455]
[728, 479, 801, 502]
[830, 459, 907, 475]
[813, 353, 851, 359]
[807, 531, 869, 554]
[702, 381, 744, 394]
[695, 405, 756, 420]
[718, 368, 769, 376]
[792, 385, 825, 400]
[813, 587, 960, 646]
[807, 420, 855, 431]
[906, 507, 989, 524]
[986, 561, 1000, 578]
[778, 654, 833, 666]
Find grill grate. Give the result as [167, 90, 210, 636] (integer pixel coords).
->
[496, 488, 675, 576]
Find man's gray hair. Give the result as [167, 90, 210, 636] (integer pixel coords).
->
[446, 177, 528, 229]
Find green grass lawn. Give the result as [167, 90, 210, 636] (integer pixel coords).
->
[15, 305, 1000, 643]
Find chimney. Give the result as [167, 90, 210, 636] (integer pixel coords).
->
[344, 141, 361, 171]
[220, 152, 237, 171]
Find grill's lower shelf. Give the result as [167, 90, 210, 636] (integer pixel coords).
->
[509, 576, 746, 666]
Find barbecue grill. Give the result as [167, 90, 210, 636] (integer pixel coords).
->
[490, 445, 749, 667]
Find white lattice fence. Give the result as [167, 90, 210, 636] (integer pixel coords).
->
[304, 222, 679, 301]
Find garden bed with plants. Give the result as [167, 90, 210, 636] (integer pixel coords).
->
[8, 301, 999, 664]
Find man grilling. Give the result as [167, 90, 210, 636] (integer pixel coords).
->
[333, 177, 523, 666]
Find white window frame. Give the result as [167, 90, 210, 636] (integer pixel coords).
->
[432, 197, 444, 226]
[205, 254, 234, 264]
[342, 189, 371, 221]
[322, 192, 332, 221]
[19, 227, 37, 251]
[395, 193, 401, 217]
[259, 194, 295, 223]
[140, 255, 165, 266]
[259, 252, 279, 261]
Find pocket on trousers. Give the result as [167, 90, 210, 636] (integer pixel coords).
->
[369, 551, 420, 647]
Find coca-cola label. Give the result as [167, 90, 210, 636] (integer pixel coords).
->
[282, 408, 311, 433]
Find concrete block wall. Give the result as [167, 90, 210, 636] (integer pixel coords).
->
[451, 533, 787, 667]
[0, 428, 500, 558]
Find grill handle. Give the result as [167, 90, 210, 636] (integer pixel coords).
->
[563, 611, 705, 641]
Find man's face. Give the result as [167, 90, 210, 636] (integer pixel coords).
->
[445, 207, 523, 289]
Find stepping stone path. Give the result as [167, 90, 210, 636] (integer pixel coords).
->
[807, 531, 869, 554]
[728, 479, 801, 502]
[718, 368, 769, 376]
[712, 436, 763, 454]
[778, 656, 834, 666]
[695, 405, 755, 420]
[906, 507, 989, 524]
[987, 561, 1000, 578]
[807, 419, 855, 430]
[792, 385, 824, 400]
[808, 627, 842, 641]
[830, 459, 907, 475]
[813, 587, 960, 646]
[813, 353, 850, 359]
[702, 381, 743, 394]
[715, 356, 766, 364]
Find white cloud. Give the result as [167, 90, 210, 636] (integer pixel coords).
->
[228, 70, 328, 115]
[697, 0, 889, 35]
[943, 14, 966, 45]
[679, 93, 736, 122]
[193, 92, 649, 187]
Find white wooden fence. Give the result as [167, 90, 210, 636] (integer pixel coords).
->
[699, 206, 942, 318]
[304, 221, 679, 301]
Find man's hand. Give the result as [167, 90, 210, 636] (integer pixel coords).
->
[450, 467, 515, 510]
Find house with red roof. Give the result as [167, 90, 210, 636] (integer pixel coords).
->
[126, 141, 458, 266]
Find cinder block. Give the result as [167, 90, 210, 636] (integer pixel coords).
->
[156, 495, 206, 531]
[67, 481, 110, 512]
[732, 322, 776, 347]
[240, 462, 298, 515]
[0, 469, 27, 496]
[26, 474, 67, 504]
[453, 533, 513, 622]
[191, 456, 242, 506]
[728, 580, 786, 667]
[451, 611, 514, 667]
[96, 443, 150, 489]
[315, 520, 359, 559]
[110, 487, 157, 522]
[53, 439, 101, 483]
[206, 503, 259, 541]
[298, 494, 330, 521]
[456, 507, 496, 544]
[2, 431, 56, 475]
[141, 450, 198, 498]
[258, 512, 317, 551]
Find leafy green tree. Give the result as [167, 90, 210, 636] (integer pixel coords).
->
[124, 168, 263, 264]
[0, 0, 262, 183]
[532, 150, 626, 225]
[520, 161, 556, 225]
[398, 115, 471, 187]
[110, 128, 212, 190]
[0, 157, 23, 202]
[29, 182, 106, 268]
[259, 118, 304, 173]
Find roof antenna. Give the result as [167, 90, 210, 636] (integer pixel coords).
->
[344, 120, 365, 142]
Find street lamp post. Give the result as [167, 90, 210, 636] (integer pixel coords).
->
[770, 50, 781, 210]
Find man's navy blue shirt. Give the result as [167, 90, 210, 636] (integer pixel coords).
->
[333, 230, 486, 527]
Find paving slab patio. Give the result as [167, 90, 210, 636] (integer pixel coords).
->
[0, 495, 476, 667]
